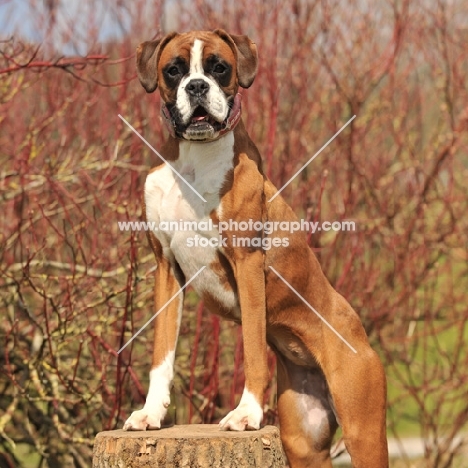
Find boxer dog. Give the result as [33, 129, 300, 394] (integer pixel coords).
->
[123, 29, 388, 468]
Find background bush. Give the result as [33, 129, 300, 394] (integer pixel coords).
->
[1, 1, 467, 466]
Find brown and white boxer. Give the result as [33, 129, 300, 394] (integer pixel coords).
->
[123, 29, 388, 468]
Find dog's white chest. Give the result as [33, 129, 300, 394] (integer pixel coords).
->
[144, 134, 237, 309]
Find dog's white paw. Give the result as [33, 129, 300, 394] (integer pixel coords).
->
[124, 357, 174, 431]
[123, 404, 168, 431]
[219, 389, 263, 431]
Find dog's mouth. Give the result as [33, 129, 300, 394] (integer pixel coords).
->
[163, 98, 239, 141]
[189, 106, 220, 126]
[182, 106, 223, 140]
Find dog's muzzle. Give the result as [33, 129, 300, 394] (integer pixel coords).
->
[161, 93, 242, 141]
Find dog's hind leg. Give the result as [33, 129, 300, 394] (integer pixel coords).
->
[324, 344, 389, 468]
[276, 354, 338, 468]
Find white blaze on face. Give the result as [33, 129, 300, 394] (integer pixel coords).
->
[176, 38, 230, 126]
[190, 39, 204, 74]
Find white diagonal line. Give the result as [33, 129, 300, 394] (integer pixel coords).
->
[118, 266, 206, 354]
[268, 266, 357, 353]
[118, 114, 207, 202]
[268, 115, 356, 202]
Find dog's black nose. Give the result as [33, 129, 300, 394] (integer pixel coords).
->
[186, 79, 209, 97]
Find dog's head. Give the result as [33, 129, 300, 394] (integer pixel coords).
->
[136, 30, 257, 141]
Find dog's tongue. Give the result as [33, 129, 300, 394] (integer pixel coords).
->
[191, 107, 209, 123]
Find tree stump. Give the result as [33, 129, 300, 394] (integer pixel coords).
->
[93, 424, 286, 468]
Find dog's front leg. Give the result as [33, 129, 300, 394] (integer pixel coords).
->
[219, 249, 268, 431]
[124, 255, 184, 431]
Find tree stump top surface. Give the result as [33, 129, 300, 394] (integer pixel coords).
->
[97, 424, 279, 439]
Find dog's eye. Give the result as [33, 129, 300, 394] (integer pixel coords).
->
[213, 63, 226, 74]
[167, 66, 180, 77]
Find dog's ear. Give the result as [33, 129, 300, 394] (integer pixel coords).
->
[213, 29, 258, 88]
[136, 32, 178, 93]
